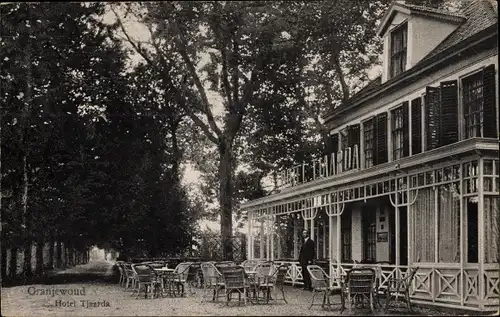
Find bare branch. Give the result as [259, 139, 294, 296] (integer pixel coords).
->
[172, 25, 223, 138]
[333, 53, 350, 102]
[110, 6, 219, 145]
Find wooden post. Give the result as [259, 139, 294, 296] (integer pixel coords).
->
[294, 215, 298, 259]
[459, 163, 465, 306]
[311, 207, 315, 241]
[407, 175, 412, 266]
[434, 187, 439, 264]
[395, 186, 400, 278]
[337, 212, 341, 268]
[247, 210, 252, 260]
[478, 157, 485, 309]
[260, 218, 264, 259]
[323, 217, 326, 259]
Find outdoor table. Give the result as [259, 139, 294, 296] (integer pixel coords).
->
[154, 268, 176, 297]
[247, 271, 275, 304]
[244, 270, 259, 302]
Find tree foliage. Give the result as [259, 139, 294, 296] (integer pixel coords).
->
[1, 3, 198, 275]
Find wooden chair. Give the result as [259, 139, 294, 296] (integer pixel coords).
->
[253, 261, 274, 301]
[384, 266, 420, 312]
[115, 261, 126, 287]
[307, 265, 344, 310]
[186, 262, 202, 293]
[373, 261, 391, 307]
[172, 262, 193, 297]
[271, 264, 288, 304]
[220, 266, 248, 306]
[123, 263, 137, 290]
[342, 268, 376, 314]
[131, 263, 162, 299]
[200, 262, 225, 302]
[265, 264, 289, 304]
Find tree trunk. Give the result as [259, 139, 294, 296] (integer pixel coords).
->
[171, 120, 181, 180]
[22, 158, 32, 279]
[22, 30, 33, 280]
[9, 247, 18, 278]
[67, 243, 72, 266]
[1, 244, 7, 282]
[56, 240, 62, 268]
[48, 237, 54, 269]
[35, 238, 43, 275]
[218, 141, 234, 261]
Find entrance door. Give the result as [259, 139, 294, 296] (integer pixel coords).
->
[362, 207, 377, 263]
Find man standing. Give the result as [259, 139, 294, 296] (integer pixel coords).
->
[299, 229, 315, 291]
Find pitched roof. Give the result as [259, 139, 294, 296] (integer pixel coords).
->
[400, 3, 465, 19]
[424, 0, 498, 60]
[325, 0, 498, 121]
[377, 1, 465, 36]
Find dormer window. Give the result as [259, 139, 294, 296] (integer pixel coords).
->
[390, 22, 408, 78]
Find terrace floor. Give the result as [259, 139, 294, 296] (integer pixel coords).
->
[0, 260, 489, 316]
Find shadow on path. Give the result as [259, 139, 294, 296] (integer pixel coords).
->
[3, 260, 118, 287]
[44, 260, 117, 285]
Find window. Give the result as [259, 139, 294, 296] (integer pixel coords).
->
[463, 72, 484, 138]
[341, 212, 352, 262]
[363, 120, 374, 168]
[462, 65, 497, 139]
[391, 107, 404, 160]
[390, 22, 407, 78]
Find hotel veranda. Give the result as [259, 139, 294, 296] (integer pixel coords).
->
[240, 0, 499, 312]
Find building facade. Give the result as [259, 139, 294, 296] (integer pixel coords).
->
[240, 0, 499, 312]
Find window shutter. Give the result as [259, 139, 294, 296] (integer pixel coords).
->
[375, 112, 388, 165]
[440, 80, 458, 146]
[327, 133, 339, 155]
[425, 86, 441, 150]
[326, 133, 339, 174]
[402, 101, 409, 157]
[348, 124, 360, 148]
[482, 64, 497, 138]
[411, 97, 422, 155]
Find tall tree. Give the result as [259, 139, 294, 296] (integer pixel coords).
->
[109, 1, 309, 259]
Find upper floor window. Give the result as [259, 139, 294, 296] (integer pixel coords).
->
[363, 119, 374, 168]
[391, 107, 404, 160]
[463, 72, 484, 138]
[390, 22, 407, 78]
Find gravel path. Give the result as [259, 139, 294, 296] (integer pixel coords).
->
[2, 281, 459, 316]
[0, 261, 467, 316]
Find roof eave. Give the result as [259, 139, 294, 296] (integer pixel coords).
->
[322, 24, 498, 123]
[376, 3, 465, 37]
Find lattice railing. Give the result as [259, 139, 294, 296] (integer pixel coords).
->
[272, 261, 498, 311]
[434, 267, 461, 303]
[464, 268, 480, 305]
[484, 266, 499, 303]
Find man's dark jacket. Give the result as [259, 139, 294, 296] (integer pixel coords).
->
[299, 238, 315, 266]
